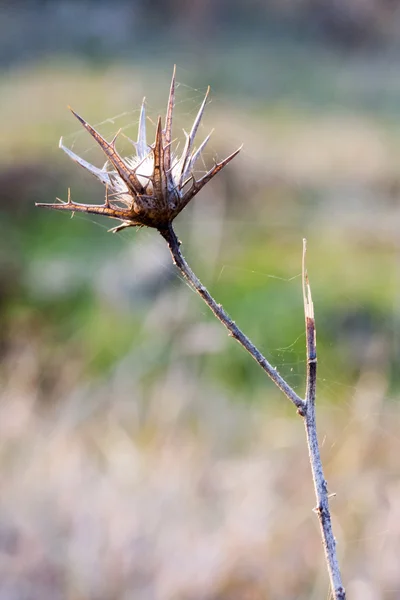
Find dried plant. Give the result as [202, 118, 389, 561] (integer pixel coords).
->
[36, 66, 240, 233]
[36, 67, 346, 600]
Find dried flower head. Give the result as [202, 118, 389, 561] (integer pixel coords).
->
[36, 67, 241, 232]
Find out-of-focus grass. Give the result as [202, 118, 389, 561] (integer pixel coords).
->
[1, 55, 400, 599]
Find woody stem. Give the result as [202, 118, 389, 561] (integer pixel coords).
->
[159, 222, 305, 412]
[159, 223, 346, 600]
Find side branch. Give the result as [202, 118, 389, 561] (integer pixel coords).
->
[159, 223, 306, 413]
[302, 239, 346, 600]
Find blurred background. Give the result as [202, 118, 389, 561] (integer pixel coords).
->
[1, 1, 400, 598]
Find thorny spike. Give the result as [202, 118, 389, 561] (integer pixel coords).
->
[109, 222, 133, 233]
[152, 116, 168, 207]
[176, 130, 189, 177]
[178, 86, 210, 185]
[163, 64, 176, 175]
[111, 128, 122, 146]
[69, 107, 144, 195]
[137, 97, 148, 160]
[181, 145, 242, 210]
[183, 129, 214, 182]
[36, 196, 135, 222]
[59, 137, 113, 188]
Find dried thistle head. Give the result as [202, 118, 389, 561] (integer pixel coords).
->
[36, 67, 241, 232]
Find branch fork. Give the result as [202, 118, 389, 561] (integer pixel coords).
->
[160, 224, 346, 600]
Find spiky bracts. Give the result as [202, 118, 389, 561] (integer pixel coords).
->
[36, 67, 241, 232]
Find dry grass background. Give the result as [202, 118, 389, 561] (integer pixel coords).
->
[1, 297, 400, 599]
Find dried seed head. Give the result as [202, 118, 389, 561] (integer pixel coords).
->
[36, 67, 241, 232]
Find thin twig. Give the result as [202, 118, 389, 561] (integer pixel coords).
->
[302, 239, 346, 600]
[159, 223, 346, 600]
[159, 223, 306, 413]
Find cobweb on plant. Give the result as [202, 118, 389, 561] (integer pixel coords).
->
[60, 78, 225, 193]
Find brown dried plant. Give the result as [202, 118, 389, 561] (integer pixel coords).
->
[36, 68, 346, 600]
[36, 65, 240, 232]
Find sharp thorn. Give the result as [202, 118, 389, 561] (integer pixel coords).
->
[69, 106, 87, 127]
[111, 128, 122, 147]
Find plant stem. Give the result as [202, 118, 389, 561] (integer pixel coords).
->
[159, 223, 305, 413]
[302, 240, 345, 599]
[160, 223, 346, 599]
